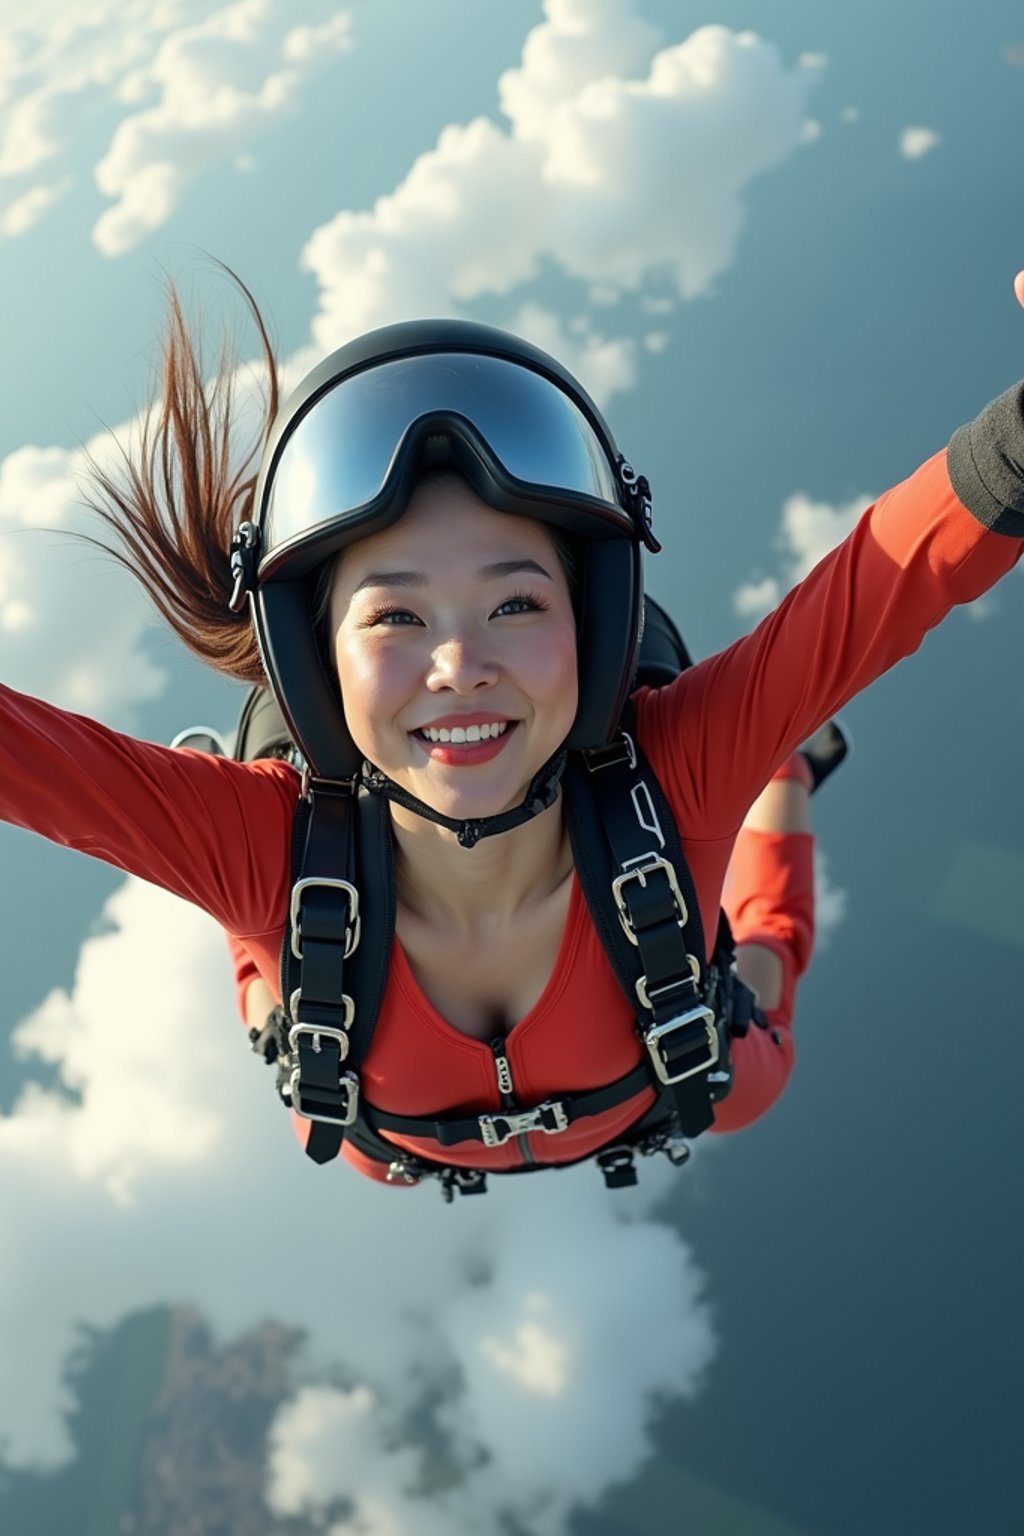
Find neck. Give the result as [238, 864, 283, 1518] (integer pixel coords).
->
[390, 796, 572, 934]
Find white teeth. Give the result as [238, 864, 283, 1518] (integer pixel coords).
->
[419, 721, 509, 744]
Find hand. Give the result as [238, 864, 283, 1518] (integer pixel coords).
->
[1015, 270, 1024, 311]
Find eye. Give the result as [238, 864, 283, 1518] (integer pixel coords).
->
[492, 590, 549, 618]
[361, 604, 423, 627]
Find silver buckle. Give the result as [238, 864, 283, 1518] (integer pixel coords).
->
[479, 1100, 569, 1148]
[288, 989, 355, 1046]
[287, 1008, 355, 1061]
[642, 1006, 719, 1086]
[611, 855, 688, 946]
[289, 1067, 360, 1126]
[290, 877, 361, 960]
[288, 1012, 359, 1125]
[634, 955, 700, 1011]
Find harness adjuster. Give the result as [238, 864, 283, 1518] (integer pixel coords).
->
[611, 855, 688, 945]
[478, 1100, 570, 1148]
[584, 730, 637, 774]
[641, 1005, 719, 1086]
[289, 1068, 360, 1126]
[290, 877, 361, 960]
[287, 1021, 361, 1126]
[635, 956, 700, 1012]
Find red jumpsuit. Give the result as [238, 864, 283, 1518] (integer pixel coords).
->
[2, 400, 1023, 1180]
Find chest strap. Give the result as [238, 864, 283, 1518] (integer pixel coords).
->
[358, 1060, 654, 1148]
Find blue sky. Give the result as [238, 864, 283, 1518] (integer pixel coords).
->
[1, 3, 1022, 1533]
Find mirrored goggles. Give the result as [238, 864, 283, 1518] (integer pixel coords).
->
[259, 351, 634, 578]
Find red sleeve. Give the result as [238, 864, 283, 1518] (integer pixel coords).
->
[0, 684, 298, 939]
[227, 932, 262, 1023]
[637, 447, 1024, 839]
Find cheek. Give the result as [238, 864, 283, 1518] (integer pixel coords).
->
[521, 622, 578, 707]
[335, 635, 418, 732]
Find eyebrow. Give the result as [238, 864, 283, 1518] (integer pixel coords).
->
[353, 558, 553, 593]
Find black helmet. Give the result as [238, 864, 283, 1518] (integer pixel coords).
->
[234, 318, 658, 783]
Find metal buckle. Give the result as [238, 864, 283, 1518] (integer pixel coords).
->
[288, 1011, 359, 1125]
[611, 855, 687, 945]
[634, 955, 700, 1010]
[287, 1008, 354, 1061]
[290, 877, 361, 960]
[478, 1100, 569, 1148]
[584, 730, 637, 773]
[642, 1006, 719, 1086]
[289, 1068, 360, 1126]
[386, 1159, 422, 1185]
[289, 990, 355, 1039]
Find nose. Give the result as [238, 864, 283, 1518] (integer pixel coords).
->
[426, 632, 500, 694]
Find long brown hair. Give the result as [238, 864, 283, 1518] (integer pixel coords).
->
[80, 267, 279, 685]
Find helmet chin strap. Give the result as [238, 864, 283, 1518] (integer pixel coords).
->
[360, 751, 567, 849]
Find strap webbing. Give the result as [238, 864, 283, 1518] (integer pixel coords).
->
[360, 1061, 653, 1146]
[279, 781, 395, 1164]
[565, 726, 717, 1137]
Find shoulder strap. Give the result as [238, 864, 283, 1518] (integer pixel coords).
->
[564, 715, 721, 1138]
[279, 780, 396, 1164]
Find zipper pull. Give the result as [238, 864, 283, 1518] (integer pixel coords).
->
[490, 1037, 514, 1102]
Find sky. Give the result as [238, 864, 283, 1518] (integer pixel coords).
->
[1, 3, 1023, 1534]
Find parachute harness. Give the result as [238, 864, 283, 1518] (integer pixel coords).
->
[254, 712, 765, 1201]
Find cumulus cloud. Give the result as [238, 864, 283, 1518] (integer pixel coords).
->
[814, 847, 848, 948]
[93, 0, 354, 255]
[0, 1, 355, 248]
[0, 175, 71, 237]
[899, 125, 942, 160]
[732, 490, 870, 620]
[302, 5, 817, 399]
[0, 439, 167, 716]
[0, 334, 285, 719]
[0, 875, 715, 1531]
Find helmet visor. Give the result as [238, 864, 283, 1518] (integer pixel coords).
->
[260, 351, 630, 578]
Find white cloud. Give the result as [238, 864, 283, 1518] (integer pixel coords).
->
[0, 873, 716, 1534]
[0, 335, 284, 719]
[733, 490, 870, 620]
[0, 440, 167, 716]
[814, 847, 848, 947]
[511, 300, 637, 408]
[780, 490, 871, 580]
[497, 0, 662, 144]
[303, 9, 816, 391]
[0, 1, 354, 248]
[93, 0, 355, 255]
[733, 575, 780, 619]
[899, 125, 941, 160]
[0, 174, 71, 236]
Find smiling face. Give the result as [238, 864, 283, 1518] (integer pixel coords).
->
[328, 474, 579, 824]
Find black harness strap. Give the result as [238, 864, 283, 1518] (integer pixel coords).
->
[278, 780, 395, 1164]
[566, 726, 720, 1138]
[360, 1060, 654, 1147]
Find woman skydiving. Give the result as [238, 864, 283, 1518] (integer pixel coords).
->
[2, 271, 1022, 1196]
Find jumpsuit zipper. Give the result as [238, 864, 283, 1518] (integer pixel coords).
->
[490, 1037, 535, 1166]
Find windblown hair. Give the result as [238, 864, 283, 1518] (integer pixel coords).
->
[80, 268, 279, 685]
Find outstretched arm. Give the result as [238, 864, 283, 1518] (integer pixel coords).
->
[639, 270, 1024, 840]
[0, 684, 298, 939]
